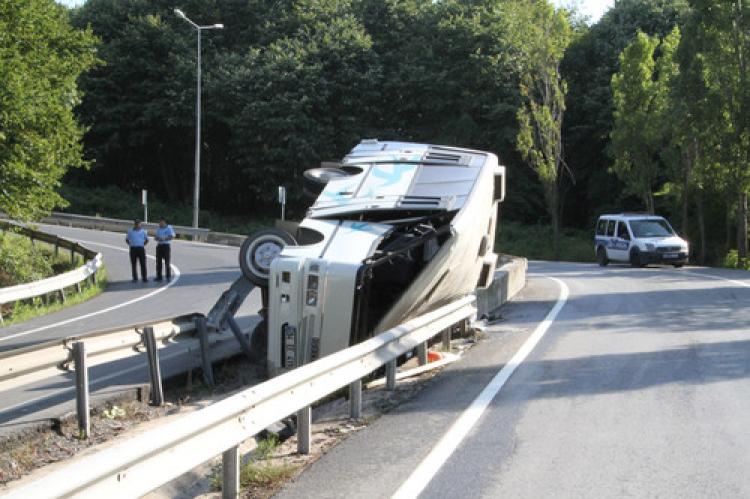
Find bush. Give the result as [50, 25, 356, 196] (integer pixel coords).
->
[495, 221, 594, 262]
[722, 249, 750, 270]
[0, 232, 56, 287]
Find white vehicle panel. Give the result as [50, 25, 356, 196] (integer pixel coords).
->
[321, 221, 391, 264]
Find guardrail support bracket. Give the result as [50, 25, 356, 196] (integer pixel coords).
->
[297, 406, 311, 455]
[386, 359, 397, 390]
[73, 341, 90, 439]
[195, 316, 215, 388]
[222, 445, 240, 499]
[349, 379, 362, 419]
[442, 327, 451, 352]
[144, 327, 165, 406]
[417, 342, 428, 366]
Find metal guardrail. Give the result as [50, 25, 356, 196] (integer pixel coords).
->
[1, 296, 476, 498]
[0, 221, 103, 321]
[42, 212, 211, 241]
[0, 313, 200, 383]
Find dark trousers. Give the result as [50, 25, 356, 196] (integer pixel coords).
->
[130, 246, 147, 280]
[156, 244, 171, 279]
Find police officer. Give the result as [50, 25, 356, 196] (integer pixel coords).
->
[154, 217, 175, 281]
[126, 220, 149, 282]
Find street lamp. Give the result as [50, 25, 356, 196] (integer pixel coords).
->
[174, 8, 223, 229]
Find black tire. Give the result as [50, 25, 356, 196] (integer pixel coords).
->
[596, 246, 609, 267]
[302, 167, 352, 198]
[672, 263, 684, 268]
[630, 248, 646, 268]
[239, 228, 296, 287]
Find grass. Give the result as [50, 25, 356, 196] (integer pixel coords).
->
[0, 230, 109, 325]
[1, 267, 107, 326]
[210, 434, 299, 494]
[0, 231, 80, 287]
[240, 462, 298, 490]
[496, 221, 595, 262]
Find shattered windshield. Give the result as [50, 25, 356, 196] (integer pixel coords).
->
[629, 219, 674, 238]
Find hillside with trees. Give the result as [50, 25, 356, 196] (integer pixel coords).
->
[2, 0, 748, 267]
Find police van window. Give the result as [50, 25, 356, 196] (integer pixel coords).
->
[606, 220, 616, 237]
[617, 222, 630, 240]
[596, 219, 607, 235]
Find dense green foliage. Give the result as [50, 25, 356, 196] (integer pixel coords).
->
[40, 0, 747, 266]
[0, 0, 98, 221]
[69, 0, 536, 218]
[514, 1, 573, 259]
[0, 232, 59, 287]
[561, 0, 689, 225]
[61, 184, 273, 234]
[610, 29, 680, 213]
[496, 221, 594, 263]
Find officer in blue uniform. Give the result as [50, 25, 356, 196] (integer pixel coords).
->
[154, 217, 175, 281]
[126, 220, 149, 282]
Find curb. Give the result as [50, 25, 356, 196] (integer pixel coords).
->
[474, 255, 528, 320]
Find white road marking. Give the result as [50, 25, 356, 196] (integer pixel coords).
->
[392, 276, 569, 499]
[676, 268, 750, 288]
[0, 239, 181, 342]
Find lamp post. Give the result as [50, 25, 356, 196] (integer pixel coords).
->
[174, 8, 223, 229]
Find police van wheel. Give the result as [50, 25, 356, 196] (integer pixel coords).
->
[596, 247, 609, 267]
[240, 229, 296, 287]
[630, 248, 646, 268]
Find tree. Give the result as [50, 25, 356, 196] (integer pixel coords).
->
[0, 0, 98, 220]
[561, 0, 688, 224]
[514, 1, 573, 259]
[610, 29, 679, 213]
[677, 0, 750, 263]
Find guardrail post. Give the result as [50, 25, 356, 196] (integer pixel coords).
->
[58, 289, 66, 304]
[349, 379, 362, 419]
[417, 342, 428, 366]
[54, 238, 60, 257]
[195, 317, 215, 388]
[442, 327, 451, 352]
[144, 327, 164, 406]
[386, 359, 397, 390]
[297, 406, 311, 454]
[221, 446, 240, 499]
[226, 314, 255, 362]
[72, 341, 90, 439]
[70, 244, 76, 265]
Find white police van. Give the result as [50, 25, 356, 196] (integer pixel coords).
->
[594, 213, 689, 267]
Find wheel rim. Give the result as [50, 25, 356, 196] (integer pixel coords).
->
[245, 236, 285, 276]
[253, 241, 282, 270]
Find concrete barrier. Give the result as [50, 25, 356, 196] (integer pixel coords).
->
[206, 231, 246, 247]
[40, 213, 210, 241]
[474, 255, 528, 320]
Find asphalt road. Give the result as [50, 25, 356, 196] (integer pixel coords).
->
[277, 261, 750, 498]
[0, 224, 261, 352]
[0, 225, 263, 430]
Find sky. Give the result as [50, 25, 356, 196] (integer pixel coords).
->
[554, 0, 615, 23]
[58, 0, 615, 24]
